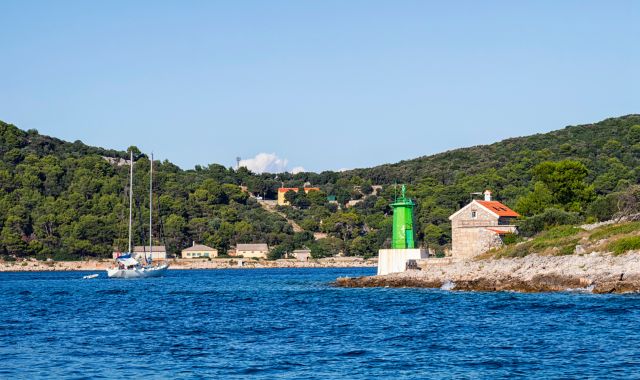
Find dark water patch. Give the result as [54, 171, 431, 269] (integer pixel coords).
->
[337, 350, 368, 357]
[167, 290, 219, 296]
[96, 289, 128, 295]
[239, 367, 265, 375]
[272, 360, 306, 370]
[52, 291, 70, 296]
[228, 296, 254, 302]
[591, 306, 632, 315]
[19, 290, 31, 295]
[527, 301, 577, 312]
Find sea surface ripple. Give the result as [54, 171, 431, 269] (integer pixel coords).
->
[1, 268, 640, 379]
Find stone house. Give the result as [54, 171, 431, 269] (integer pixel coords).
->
[448, 190, 519, 260]
[236, 243, 269, 259]
[181, 243, 218, 259]
[291, 249, 311, 261]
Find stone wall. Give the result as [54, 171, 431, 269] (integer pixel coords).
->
[450, 202, 517, 260]
[451, 204, 497, 260]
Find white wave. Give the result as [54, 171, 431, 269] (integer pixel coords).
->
[440, 280, 456, 291]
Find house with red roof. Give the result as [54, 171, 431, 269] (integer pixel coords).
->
[277, 187, 320, 206]
[448, 190, 520, 260]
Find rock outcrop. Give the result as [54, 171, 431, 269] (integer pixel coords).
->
[335, 251, 640, 294]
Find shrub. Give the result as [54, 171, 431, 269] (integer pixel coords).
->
[496, 225, 583, 258]
[501, 233, 521, 245]
[608, 236, 640, 255]
[587, 194, 619, 221]
[518, 208, 583, 237]
[589, 221, 640, 241]
[496, 241, 532, 258]
[539, 225, 581, 239]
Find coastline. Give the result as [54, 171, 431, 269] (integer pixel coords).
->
[335, 251, 640, 294]
[0, 257, 377, 272]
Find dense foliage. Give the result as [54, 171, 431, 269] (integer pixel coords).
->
[0, 122, 297, 260]
[269, 115, 640, 254]
[1, 114, 639, 259]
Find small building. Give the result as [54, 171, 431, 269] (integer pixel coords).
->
[133, 245, 167, 261]
[277, 187, 320, 206]
[448, 190, 519, 260]
[181, 243, 218, 259]
[292, 249, 311, 261]
[236, 243, 269, 259]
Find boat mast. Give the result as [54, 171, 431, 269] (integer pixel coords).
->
[148, 153, 153, 262]
[128, 150, 133, 254]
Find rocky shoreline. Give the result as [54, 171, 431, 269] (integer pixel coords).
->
[335, 252, 640, 294]
[0, 257, 377, 272]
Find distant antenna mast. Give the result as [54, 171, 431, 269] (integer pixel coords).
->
[236, 156, 241, 170]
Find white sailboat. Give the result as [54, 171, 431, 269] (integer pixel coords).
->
[107, 152, 169, 279]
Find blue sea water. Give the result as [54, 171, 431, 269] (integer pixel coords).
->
[1, 268, 640, 379]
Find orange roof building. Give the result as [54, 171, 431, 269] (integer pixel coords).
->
[277, 187, 320, 206]
[448, 190, 519, 260]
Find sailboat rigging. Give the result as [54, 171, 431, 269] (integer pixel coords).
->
[107, 151, 169, 278]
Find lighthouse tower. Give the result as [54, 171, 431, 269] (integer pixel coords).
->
[391, 185, 415, 249]
[377, 184, 427, 275]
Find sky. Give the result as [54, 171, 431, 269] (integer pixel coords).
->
[0, 1, 637, 173]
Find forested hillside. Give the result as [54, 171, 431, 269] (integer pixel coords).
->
[268, 115, 640, 256]
[0, 121, 298, 260]
[1, 115, 639, 260]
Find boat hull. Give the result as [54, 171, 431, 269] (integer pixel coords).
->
[107, 264, 169, 279]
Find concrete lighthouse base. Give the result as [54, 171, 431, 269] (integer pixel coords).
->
[377, 249, 428, 275]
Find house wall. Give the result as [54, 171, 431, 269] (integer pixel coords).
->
[238, 250, 268, 259]
[294, 252, 310, 261]
[277, 189, 299, 206]
[181, 250, 218, 258]
[451, 203, 501, 260]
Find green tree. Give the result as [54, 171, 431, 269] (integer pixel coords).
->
[422, 223, 445, 248]
[284, 189, 298, 205]
[515, 181, 555, 216]
[531, 160, 595, 211]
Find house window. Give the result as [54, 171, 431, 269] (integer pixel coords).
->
[471, 211, 477, 219]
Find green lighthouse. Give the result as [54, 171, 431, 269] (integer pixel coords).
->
[390, 185, 415, 249]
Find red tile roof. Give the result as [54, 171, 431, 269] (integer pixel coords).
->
[477, 201, 520, 217]
[486, 228, 511, 235]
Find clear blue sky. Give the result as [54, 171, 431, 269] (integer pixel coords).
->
[0, 1, 637, 173]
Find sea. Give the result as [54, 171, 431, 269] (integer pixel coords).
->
[1, 267, 640, 379]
